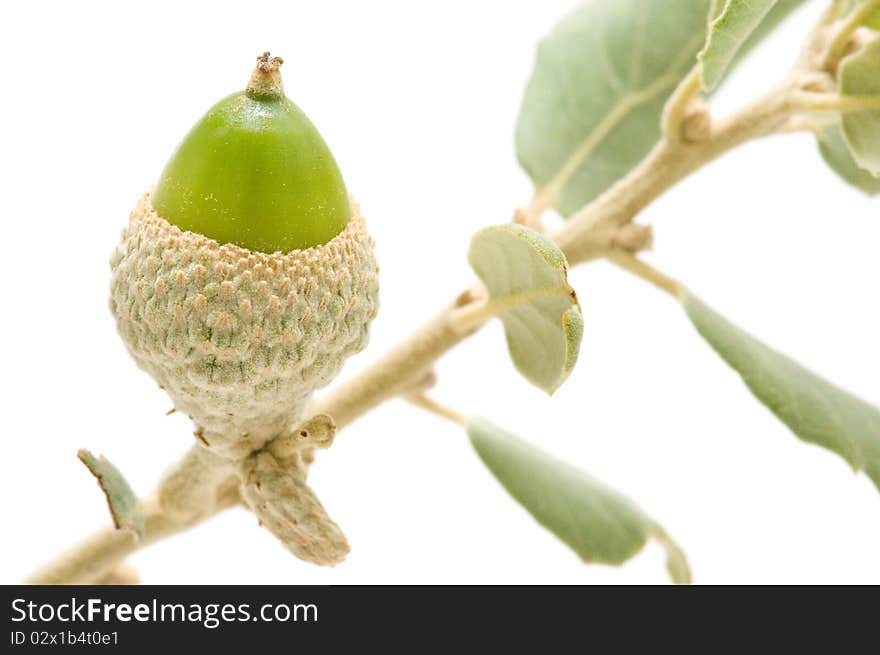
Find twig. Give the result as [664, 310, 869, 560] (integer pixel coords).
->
[553, 83, 799, 265]
[525, 60, 697, 218]
[308, 305, 474, 430]
[304, 86, 805, 436]
[26, 447, 240, 584]
[26, 488, 239, 585]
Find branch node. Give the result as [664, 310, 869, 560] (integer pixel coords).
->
[797, 71, 834, 93]
[610, 224, 654, 253]
[681, 100, 712, 144]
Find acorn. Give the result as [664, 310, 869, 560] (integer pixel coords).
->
[110, 53, 379, 461]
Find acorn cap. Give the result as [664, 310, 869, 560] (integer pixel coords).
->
[110, 193, 379, 459]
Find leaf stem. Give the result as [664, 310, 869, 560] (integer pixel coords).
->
[790, 91, 880, 114]
[661, 66, 703, 142]
[448, 286, 573, 334]
[406, 394, 468, 426]
[604, 249, 683, 298]
[822, 0, 880, 70]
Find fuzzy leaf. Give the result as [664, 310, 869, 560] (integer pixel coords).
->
[700, 0, 780, 91]
[78, 449, 144, 536]
[682, 292, 880, 492]
[818, 122, 880, 194]
[467, 418, 690, 584]
[516, 0, 712, 217]
[708, 0, 806, 74]
[468, 224, 583, 394]
[840, 37, 880, 176]
[240, 452, 349, 566]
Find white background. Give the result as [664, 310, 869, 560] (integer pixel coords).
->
[2, 0, 878, 585]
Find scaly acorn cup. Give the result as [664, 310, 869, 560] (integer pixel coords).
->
[109, 53, 379, 464]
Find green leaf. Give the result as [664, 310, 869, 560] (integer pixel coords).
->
[467, 418, 690, 584]
[700, 0, 779, 91]
[516, 0, 804, 216]
[700, 0, 806, 91]
[840, 37, 880, 175]
[681, 292, 880, 492]
[818, 122, 880, 194]
[78, 449, 144, 536]
[516, 0, 712, 217]
[467, 224, 583, 394]
[704, 0, 806, 89]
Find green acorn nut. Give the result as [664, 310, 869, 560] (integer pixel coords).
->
[110, 53, 379, 460]
[153, 53, 351, 252]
